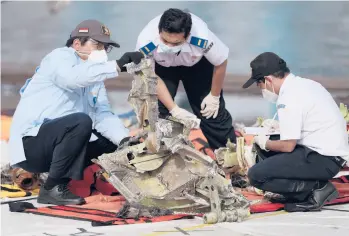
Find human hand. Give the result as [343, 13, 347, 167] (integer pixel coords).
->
[170, 105, 201, 129]
[116, 52, 144, 72]
[200, 92, 220, 119]
[253, 134, 270, 151]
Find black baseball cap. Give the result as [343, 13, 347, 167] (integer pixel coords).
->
[70, 19, 120, 48]
[242, 52, 287, 88]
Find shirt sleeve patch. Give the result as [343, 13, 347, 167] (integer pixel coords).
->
[139, 42, 156, 55]
[203, 42, 214, 53]
[19, 78, 32, 95]
[190, 36, 208, 49]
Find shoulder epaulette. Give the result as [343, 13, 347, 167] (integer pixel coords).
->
[139, 42, 156, 55]
[190, 36, 208, 49]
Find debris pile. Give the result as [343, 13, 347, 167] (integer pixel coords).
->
[94, 59, 250, 224]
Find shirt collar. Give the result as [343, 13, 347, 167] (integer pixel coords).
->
[279, 73, 296, 96]
[180, 43, 192, 52]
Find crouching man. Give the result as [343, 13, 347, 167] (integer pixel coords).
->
[9, 19, 196, 206]
[242, 52, 349, 212]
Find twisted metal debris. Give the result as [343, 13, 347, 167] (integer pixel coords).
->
[94, 59, 250, 223]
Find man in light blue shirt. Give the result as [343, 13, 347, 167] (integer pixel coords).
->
[8, 19, 168, 205]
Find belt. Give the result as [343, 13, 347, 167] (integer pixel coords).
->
[332, 156, 347, 168]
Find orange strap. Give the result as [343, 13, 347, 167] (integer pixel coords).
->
[191, 138, 215, 160]
[25, 206, 116, 223]
[24, 205, 193, 225]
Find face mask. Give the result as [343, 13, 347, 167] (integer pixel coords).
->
[76, 49, 108, 63]
[158, 42, 183, 53]
[262, 80, 278, 103]
[88, 50, 108, 63]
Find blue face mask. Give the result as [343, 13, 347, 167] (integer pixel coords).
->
[158, 42, 183, 54]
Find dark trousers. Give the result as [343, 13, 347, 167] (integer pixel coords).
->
[17, 113, 117, 180]
[155, 57, 236, 149]
[247, 145, 341, 201]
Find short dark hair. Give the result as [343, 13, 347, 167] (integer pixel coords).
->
[272, 67, 290, 78]
[65, 36, 90, 47]
[158, 8, 192, 38]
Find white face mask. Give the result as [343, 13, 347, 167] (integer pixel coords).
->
[76, 49, 108, 63]
[158, 42, 183, 54]
[262, 80, 278, 103]
[87, 50, 108, 63]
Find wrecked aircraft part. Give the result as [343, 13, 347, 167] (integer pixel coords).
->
[116, 202, 174, 219]
[126, 59, 160, 152]
[214, 137, 263, 195]
[215, 139, 239, 168]
[215, 137, 257, 175]
[96, 59, 250, 223]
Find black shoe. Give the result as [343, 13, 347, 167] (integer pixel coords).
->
[37, 184, 86, 205]
[284, 182, 338, 212]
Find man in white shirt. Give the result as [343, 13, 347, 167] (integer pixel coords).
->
[243, 52, 349, 212]
[135, 8, 236, 150]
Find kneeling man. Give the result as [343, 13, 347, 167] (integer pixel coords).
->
[242, 52, 349, 212]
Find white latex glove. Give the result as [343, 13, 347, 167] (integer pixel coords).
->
[262, 119, 280, 133]
[200, 92, 220, 119]
[170, 105, 201, 129]
[253, 134, 270, 151]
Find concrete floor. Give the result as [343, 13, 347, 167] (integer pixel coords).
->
[1, 198, 349, 236]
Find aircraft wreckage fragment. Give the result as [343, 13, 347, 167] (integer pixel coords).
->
[94, 58, 250, 224]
